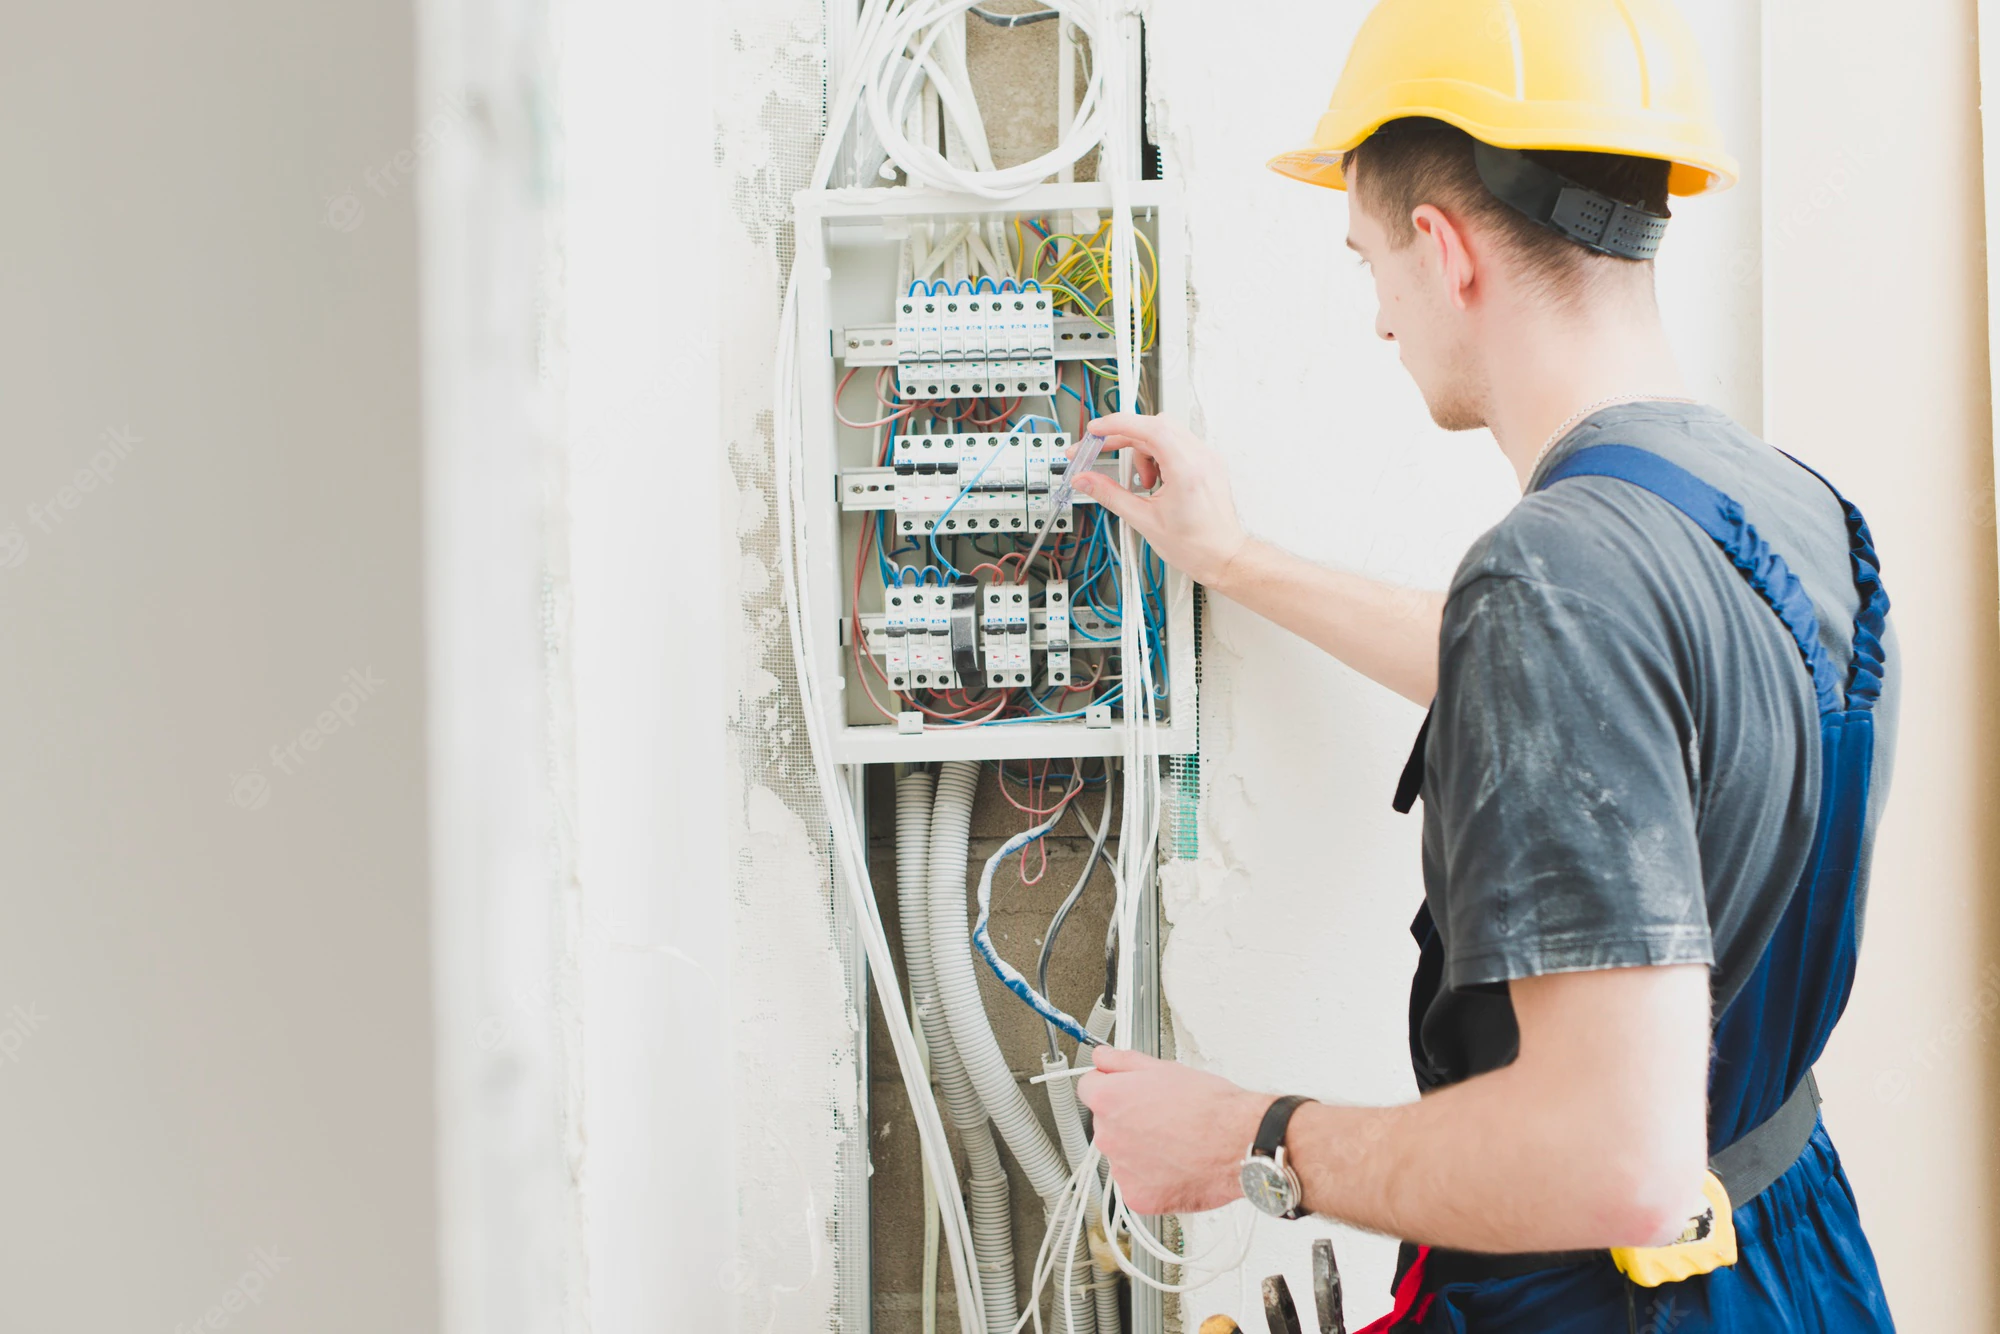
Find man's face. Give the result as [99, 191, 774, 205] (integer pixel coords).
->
[1346, 179, 1487, 431]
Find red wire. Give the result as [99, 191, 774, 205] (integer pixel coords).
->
[834, 366, 917, 430]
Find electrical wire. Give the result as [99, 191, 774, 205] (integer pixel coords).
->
[970, 778, 1099, 1046]
[1037, 766, 1114, 1057]
[968, 3, 1061, 27]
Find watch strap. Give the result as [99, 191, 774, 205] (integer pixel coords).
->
[1252, 1094, 1312, 1159]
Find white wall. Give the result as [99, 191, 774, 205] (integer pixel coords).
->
[566, 0, 738, 1329]
[0, 2, 436, 1329]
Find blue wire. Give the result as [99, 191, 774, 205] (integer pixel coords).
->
[926, 440, 1008, 579]
[991, 684, 1122, 724]
[971, 808, 1099, 1044]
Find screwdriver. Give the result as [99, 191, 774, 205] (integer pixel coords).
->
[1017, 430, 1109, 576]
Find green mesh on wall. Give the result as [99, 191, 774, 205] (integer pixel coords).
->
[1161, 589, 1202, 860]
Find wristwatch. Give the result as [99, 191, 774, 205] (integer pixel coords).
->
[1238, 1094, 1313, 1220]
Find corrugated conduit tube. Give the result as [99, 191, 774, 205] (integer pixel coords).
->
[929, 762, 1071, 1206]
[898, 770, 1016, 1334]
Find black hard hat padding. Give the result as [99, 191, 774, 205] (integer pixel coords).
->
[1472, 141, 1670, 261]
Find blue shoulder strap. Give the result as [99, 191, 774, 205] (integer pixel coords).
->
[1540, 444, 1845, 714]
[1541, 442, 1893, 1154]
[1777, 451, 1891, 712]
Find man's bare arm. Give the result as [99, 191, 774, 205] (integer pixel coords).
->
[1078, 963, 1712, 1252]
[1074, 412, 1443, 705]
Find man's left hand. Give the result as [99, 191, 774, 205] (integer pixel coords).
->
[1076, 1047, 1271, 1215]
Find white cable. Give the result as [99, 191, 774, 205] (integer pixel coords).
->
[861, 0, 1114, 197]
[1042, 1053, 1099, 1334]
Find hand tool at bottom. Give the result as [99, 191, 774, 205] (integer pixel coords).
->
[1263, 1273, 1304, 1334]
[1313, 1238, 1346, 1334]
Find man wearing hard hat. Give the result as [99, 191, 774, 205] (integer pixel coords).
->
[1075, 0, 1898, 1328]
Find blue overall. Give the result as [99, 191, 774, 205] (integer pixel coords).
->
[1384, 445, 1894, 1332]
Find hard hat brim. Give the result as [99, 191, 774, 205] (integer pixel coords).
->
[1267, 88, 1740, 198]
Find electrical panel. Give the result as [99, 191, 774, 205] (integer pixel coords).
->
[795, 183, 1195, 763]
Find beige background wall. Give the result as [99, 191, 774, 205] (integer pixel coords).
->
[1767, 1, 2000, 1327]
[0, 3, 438, 1330]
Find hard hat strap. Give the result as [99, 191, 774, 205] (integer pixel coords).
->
[1472, 141, 1669, 261]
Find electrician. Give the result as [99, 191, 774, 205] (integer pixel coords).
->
[1074, 1, 1898, 1329]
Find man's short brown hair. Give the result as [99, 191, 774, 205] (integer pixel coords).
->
[1343, 117, 1673, 301]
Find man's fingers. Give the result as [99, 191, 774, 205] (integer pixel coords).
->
[1077, 1045, 1148, 1111]
[1130, 449, 1160, 491]
[1087, 412, 1182, 467]
[1072, 471, 1152, 525]
[1087, 1044, 1151, 1073]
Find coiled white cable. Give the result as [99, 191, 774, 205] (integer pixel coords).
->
[860, 0, 1114, 197]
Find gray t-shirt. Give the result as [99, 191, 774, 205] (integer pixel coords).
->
[1411, 401, 1899, 1091]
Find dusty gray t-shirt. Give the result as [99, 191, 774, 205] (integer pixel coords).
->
[1410, 401, 1899, 1091]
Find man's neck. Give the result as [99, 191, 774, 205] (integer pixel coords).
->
[1482, 297, 1687, 490]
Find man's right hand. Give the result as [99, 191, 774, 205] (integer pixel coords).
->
[1075, 411, 1446, 705]
[1073, 413, 1251, 590]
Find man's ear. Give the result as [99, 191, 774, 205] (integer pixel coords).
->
[1410, 203, 1477, 312]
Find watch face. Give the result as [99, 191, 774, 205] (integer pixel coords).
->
[1239, 1157, 1298, 1217]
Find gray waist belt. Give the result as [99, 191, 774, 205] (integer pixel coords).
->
[1711, 1069, 1822, 1206]
[1417, 1071, 1823, 1288]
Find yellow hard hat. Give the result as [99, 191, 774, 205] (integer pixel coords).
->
[1268, 0, 1739, 197]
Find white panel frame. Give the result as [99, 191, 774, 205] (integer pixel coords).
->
[795, 181, 1197, 764]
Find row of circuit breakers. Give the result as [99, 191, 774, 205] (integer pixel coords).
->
[841, 429, 1113, 695]
[877, 579, 1093, 693]
[895, 279, 1057, 400]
